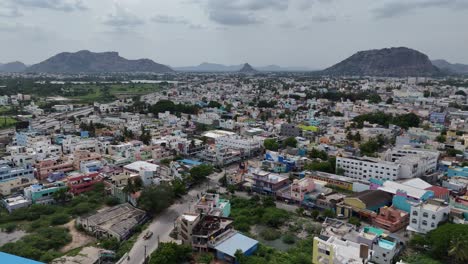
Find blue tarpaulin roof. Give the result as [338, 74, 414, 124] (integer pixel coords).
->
[214, 233, 258, 257]
[0, 252, 44, 264]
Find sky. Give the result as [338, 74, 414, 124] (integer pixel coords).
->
[0, 0, 467, 69]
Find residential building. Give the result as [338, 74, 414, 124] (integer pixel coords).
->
[408, 199, 450, 234]
[2, 195, 31, 213]
[372, 206, 409, 232]
[67, 172, 103, 195]
[251, 170, 290, 195]
[312, 235, 371, 264]
[23, 182, 67, 204]
[280, 123, 301, 137]
[123, 161, 160, 186]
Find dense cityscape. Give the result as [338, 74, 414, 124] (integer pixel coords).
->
[1, 1, 468, 264]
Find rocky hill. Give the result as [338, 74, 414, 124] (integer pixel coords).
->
[432, 59, 468, 74]
[0, 61, 27, 72]
[322, 47, 440, 77]
[27, 50, 173, 73]
[238, 63, 258, 73]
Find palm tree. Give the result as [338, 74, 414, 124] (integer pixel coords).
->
[448, 235, 468, 263]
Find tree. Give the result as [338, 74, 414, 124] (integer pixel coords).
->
[283, 137, 298, 148]
[53, 187, 71, 203]
[455, 90, 466, 96]
[322, 209, 335, 218]
[172, 178, 187, 197]
[138, 184, 175, 214]
[348, 216, 361, 226]
[367, 94, 382, 104]
[425, 224, 468, 263]
[189, 164, 213, 184]
[360, 139, 380, 156]
[446, 148, 463, 157]
[264, 138, 279, 151]
[149, 242, 192, 264]
[386, 97, 394, 104]
[309, 148, 328, 160]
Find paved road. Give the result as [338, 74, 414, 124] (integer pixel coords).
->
[125, 171, 226, 264]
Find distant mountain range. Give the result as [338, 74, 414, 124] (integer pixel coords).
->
[1, 48, 468, 76]
[322, 47, 441, 77]
[431, 59, 468, 74]
[0, 61, 27, 72]
[26, 50, 173, 73]
[174, 62, 309, 72]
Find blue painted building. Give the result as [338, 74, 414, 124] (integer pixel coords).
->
[0, 252, 44, 264]
[214, 232, 259, 264]
[447, 166, 468, 178]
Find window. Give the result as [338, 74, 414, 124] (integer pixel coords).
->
[412, 211, 418, 216]
[412, 219, 417, 224]
[431, 223, 435, 228]
[423, 212, 428, 218]
[422, 220, 427, 226]
[432, 214, 435, 219]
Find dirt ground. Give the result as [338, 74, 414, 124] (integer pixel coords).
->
[60, 219, 96, 253]
[0, 230, 27, 247]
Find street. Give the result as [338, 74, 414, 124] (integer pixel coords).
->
[124, 170, 226, 264]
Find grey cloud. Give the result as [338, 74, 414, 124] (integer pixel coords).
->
[209, 10, 260, 25]
[312, 14, 336, 22]
[152, 15, 189, 25]
[13, 0, 87, 12]
[103, 5, 144, 30]
[0, 3, 22, 17]
[204, 0, 289, 25]
[374, 0, 468, 19]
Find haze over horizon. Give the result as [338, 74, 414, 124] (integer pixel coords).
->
[1, 0, 468, 68]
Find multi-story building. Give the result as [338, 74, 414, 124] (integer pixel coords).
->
[123, 161, 160, 186]
[408, 199, 450, 234]
[203, 130, 261, 157]
[23, 182, 67, 204]
[195, 193, 231, 217]
[372, 206, 409, 232]
[0, 176, 37, 196]
[280, 123, 301, 137]
[251, 170, 290, 195]
[0, 161, 34, 181]
[313, 235, 371, 264]
[383, 147, 439, 176]
[277, 177, 315, 203]
[35, 158, 74, 180]
[67, 172, 103, 195]
[337, 156, 401, 181]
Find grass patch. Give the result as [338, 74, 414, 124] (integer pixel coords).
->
[0, 116, 17, 129]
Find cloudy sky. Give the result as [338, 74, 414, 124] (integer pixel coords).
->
[0, 0, 467, 69]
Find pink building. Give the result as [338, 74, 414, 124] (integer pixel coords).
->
[277, 177, 315, 203]
[373, 206, 409, 232]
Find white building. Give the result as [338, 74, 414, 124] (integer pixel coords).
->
[383, 147, 439, 177]
[336, 157, 401, 181]
[203, 130, 261, 156]
[123, 161, 160, 186]
[408, 199, 450, 234]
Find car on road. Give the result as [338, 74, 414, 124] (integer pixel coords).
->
[143, 231, 153, 240]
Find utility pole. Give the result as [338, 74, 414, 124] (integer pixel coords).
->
[144, 245, 147, 263]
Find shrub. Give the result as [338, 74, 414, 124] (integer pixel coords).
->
[105, 197, 121, 206]
[282, 233, 296, 244]
[3, 223, 16, 233]
[50, 214, 70, 226]
[260, 228, 281, 241]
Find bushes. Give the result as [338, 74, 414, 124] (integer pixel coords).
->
[260, 228, 281, 241]
[0, 227, 71, 262]
[348, 217, 361, 227]
[105, 196, 121, 206]
[50, 214, 70, 226]
[230, 197, 290, 233]
[282, 233, 296, 244]
[149, 242, 192, 264]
